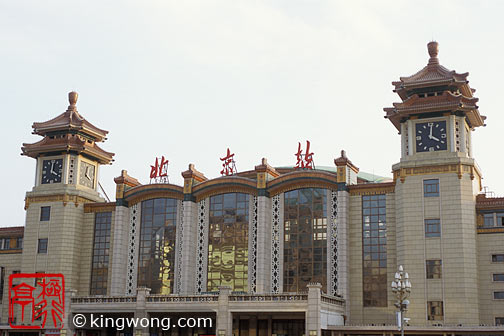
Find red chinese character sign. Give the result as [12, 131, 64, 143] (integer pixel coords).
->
[295, 140, 315, 169]
[150, 156, 169, 183]
[220, 148, 237, 176]
[9, 273, 65, 329]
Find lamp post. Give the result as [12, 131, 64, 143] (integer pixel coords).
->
[391, 265, 412, 336]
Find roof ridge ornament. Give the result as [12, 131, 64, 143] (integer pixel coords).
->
[427, 41, 439, 65]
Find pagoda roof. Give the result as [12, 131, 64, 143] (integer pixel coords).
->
[385, 42, 486, 131]
[22, 133, 114, 164]
[31, 92, 109, 142]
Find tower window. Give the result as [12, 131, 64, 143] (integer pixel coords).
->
[426, 260, 442, 279]
[494, 291, 504, 300]
[493, 274, 504, 282]
[427, 301, 444, 320]
[40, 206, 51, 221]
[37, 238, 48, 254]
[425, 219, 441, 237]
[423, 179, 439, 197]
[492, 254, 504, 263]
[497, 317, 504, 326]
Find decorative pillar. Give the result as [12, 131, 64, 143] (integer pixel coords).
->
[135, 287, 151, 336]
[113, 170, 141, 295]
[254, 158, 278, 293]
[306, 283, 322, 336]
[217, 286, 232, 336]
[180, 164, 207, 294]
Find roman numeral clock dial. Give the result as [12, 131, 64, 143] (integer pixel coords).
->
[415, 121, 447, 152]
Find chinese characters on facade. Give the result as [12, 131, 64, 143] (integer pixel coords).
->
[220, 148, 237, 176]
[150, 156, 169, 183]
[295, 140, 315, 169]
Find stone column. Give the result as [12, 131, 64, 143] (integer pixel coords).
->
[65, 289, 78, 334]
[109, 205, 129, 295]
[216, 286, 232, 336]
[255, 196, 271, 293]
[306, 283, 322, 336]
[180, 200, 197, 294]
[135, 287, 151, 336]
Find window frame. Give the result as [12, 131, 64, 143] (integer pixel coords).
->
[427, 301, 444, 321]
[496, 317, 504, 326]
[40, 206, 51, 221]
[493, 273, 504, 282]
[494, 291, 504, 300]
[423, 179, 440, 197]
[425, 219, 441, 237]
[426, 259, 442, 279]
[37, 238, 48, 254]
[492, 254, 504, 263]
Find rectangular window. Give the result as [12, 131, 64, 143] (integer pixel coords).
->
[16, 237, 22, 249]
[362, 194, 387, 307]
[426, 260, 442, 279]
[40, 206, 51, 221]
[0, 267, 4, 303]
[494, 291, 504, 300]
[1, 239, 10, 250]
[37, 238, 48, 254]
[483, 213, 495, 227]
[427, 301, 444, 320]
[497, 213, 504, 227]
[12, 270, 20, 274]
[90, 212, 112, 295]
[492, 254, 504, 263]
[496, 317, 504, 326]
[424, 179, 440, 197]
[493, 274, 504, 282]
[425, 219, 441, 237]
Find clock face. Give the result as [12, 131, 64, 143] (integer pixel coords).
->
[41, 159, 63, 184]
[79, 161, 95, 188]
[415, 121, 448, 152]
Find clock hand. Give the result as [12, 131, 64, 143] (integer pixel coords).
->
[429, 124, 433, 138]
[50, 162, 56, 175]
[431, 135, 440, 142]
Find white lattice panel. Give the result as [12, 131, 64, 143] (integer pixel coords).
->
[174, 200, 184, 294]
[248, 196, 258, 293]
[329, 190, 338, 296]
[195, 199, 209, 293]
[126, 204, 140, 295]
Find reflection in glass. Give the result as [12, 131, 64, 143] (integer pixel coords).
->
[362, 194, 387, 307]
[90, 212, 112, 295]
[283, 188, 327, 293]
[208, 193, 249, 292]
[138, 198, 178, 294]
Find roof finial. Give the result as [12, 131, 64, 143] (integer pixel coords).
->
[68, 91, 78, 107]
[427, 41, 439, 64]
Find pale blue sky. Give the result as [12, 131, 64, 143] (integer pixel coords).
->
[2, 1, 503, 227]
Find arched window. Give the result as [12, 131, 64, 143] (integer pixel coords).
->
[208, 193, 249, 292]
[137, 198, 178, 294]
[284, 188, 327, 292]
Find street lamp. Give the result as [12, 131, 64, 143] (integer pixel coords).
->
[391, 265, 412, 336]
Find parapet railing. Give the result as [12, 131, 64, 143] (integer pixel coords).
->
[228, 293, 308, 302]
[320, 294, 345, 306]
[71, 296, 137, 304]
[147, 295, 218, 302]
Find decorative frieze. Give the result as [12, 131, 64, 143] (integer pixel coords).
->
[329, 190, 338, 296]
[175, 200, 184, 294]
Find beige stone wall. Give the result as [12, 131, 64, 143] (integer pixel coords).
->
[394, 171, 479, 325]
[477, 233, 504, 325]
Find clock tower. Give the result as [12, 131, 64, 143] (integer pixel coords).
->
[20, 92, 114, 320]
[384, 42, 486, 325]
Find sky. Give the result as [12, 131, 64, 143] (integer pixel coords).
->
[2, 1, 504, 227]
